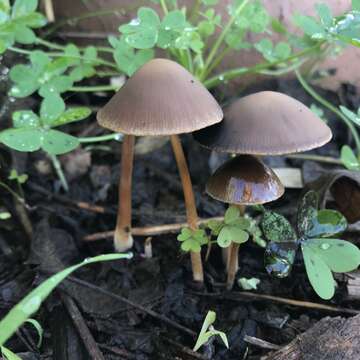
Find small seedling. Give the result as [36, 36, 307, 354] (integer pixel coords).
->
[263, 190, 360, 299]
[177, 228, 208, 252]
[193, 310, 229, 352]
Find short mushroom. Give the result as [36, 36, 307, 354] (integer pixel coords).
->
[97, 58, 223, 283]
[206, 154, 284, 289]
[194, 91, 332, 287]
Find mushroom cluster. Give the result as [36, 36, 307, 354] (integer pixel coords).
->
[97, 58, 223, 282]
[97, 59, 333, 287]
[195, 91, 332, 288]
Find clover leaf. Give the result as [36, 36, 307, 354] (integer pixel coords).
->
[255, 38, 291, 62]
[177, 228, 208, 253]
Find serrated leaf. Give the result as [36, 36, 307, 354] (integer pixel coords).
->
[302, 243, 335, 299]
[0, 128, 41, 152]
[12, 110, 40, 128]
[340, 145, 360, 171]
[41, 130, 79, 155]
[52, 107, 91, 127]
[40, 95, 65, 124]
[306, 238, 360, 273]
[261, 211, 296, 242]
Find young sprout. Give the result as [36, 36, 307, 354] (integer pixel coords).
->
[206, 155, 284, 289]
[195, 91, 333, 287]
[97, 58, 223, 283]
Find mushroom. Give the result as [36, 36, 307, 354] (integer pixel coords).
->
[206, 154, 284, 289]
[97, 58, 223, 283]
[194, 91, 332, 287]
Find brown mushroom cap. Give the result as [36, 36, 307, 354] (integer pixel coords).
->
[206, 155, 284, 205]
[194, 91, 332, 155]
[97, 59, 223, 136]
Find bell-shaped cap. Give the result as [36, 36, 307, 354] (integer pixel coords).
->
[97, 58, 223, 136]
[194, 91, 332, 155]
[206, 155, 284, 205]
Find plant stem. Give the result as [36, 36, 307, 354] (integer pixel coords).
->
[78, 133, 123, 143]
[114, 135, 135, 252]
[286, 153, 342, 165]
[295, 70, 360, 155]
[201, 0, 250, 79]
[226, 205, 245, 290]
[50, 154, 69, 192]
[36, 38, 64, 50]
[204, 44, 322, 88]
[70, 84, 120, 92]
[170, 135, 204, 283]
[160, 0, 169, 14]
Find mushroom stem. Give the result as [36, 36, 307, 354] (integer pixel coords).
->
[170, 135, 204, 283]
[226, 205, 246, 290]
[114, 134, 135, 252]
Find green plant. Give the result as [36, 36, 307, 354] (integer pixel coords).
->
[263, 190, 360, 299]
[0, 253, 132, 347]
[193, 310, 228, 352]
[177, 227, 209, 252]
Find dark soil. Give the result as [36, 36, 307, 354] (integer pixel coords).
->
[0, 51, 360, 360]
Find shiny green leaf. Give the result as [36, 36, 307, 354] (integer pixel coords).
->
[39, 76, 73, 97]
[261, 211, 296, 242]
[41, 130, 79, 155]
[52, 107, 91, 127]
[12, 110, 40, 128]
[302, 243, 335, 299]
[307, 238, 360, 272]
[341, 145, 360, 171]
[297, 191, 319, 237]
[0, 128, 41, 152]
[40, 95, 65, 124]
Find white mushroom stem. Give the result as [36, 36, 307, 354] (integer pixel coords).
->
[226, 205, 245, 290]
[114, 134, 135, 252]
[170, 135, 204, 283]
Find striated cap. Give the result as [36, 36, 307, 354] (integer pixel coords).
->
[194, 91, 332, 155]
[97, 58, 223, 136]
[206, 155, 284, 205]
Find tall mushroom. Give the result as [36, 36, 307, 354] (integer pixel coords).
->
[97, 58, 223, 283]
[206, 154, 284, 289]
[194, 91, 332, 285]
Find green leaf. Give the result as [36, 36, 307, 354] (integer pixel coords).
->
[297, 191, 319, 237]
[305, 209, 347, 238]
[217, 225, 249, 248]
[315, 4, 333, 27]
[177, 227, 192, 241]
[9, 80, 38, 97]
[224, 205, 240, 224]
[14, 24, 36, 44]
[207, 219, 223, 236]
[0, 0, 10, 14]
[261, 211, 296, 242]
[294, 15, 325, 38]
[83, 46, 97, 62]
[39, 76, 73, 98]
[20, 12, 46, 28]
[41, 130, 79, 155]
[354, 0, 360, 11]
[274, 42, 291, 59]
[12, 0, 37, 19]
[307, 238, 360, 273]
[1, 346, 21, 360]
[119, 7, 160, 49]
[12, 110, 40, 128]
[52, 107, 91, 127]
[181, 238, 201, 252]
[25, 319, 43, 347]
[0, 253, 132, 347]
[302, 243, 335, 299]
[264, 241, 297, 278]
[30, 50, 51, 72]
[202, 0, 218, 5]
[40, 95, 66, 124]
[0, 128, 41, 152]
[193, 311, 228, 352]
[340, 145, 360, 171]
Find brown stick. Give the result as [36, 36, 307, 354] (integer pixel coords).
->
[114, 134, 135, 252]
[170, 135, 204, 283]
[83, 216, 224, 241]
[226, 205, 245, 289]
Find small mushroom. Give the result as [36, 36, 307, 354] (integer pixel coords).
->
[97, 58, 223, 283]
[195, 91, 332, 288]
[206, 155, 285, 289]
[194, 91, 332, 155]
